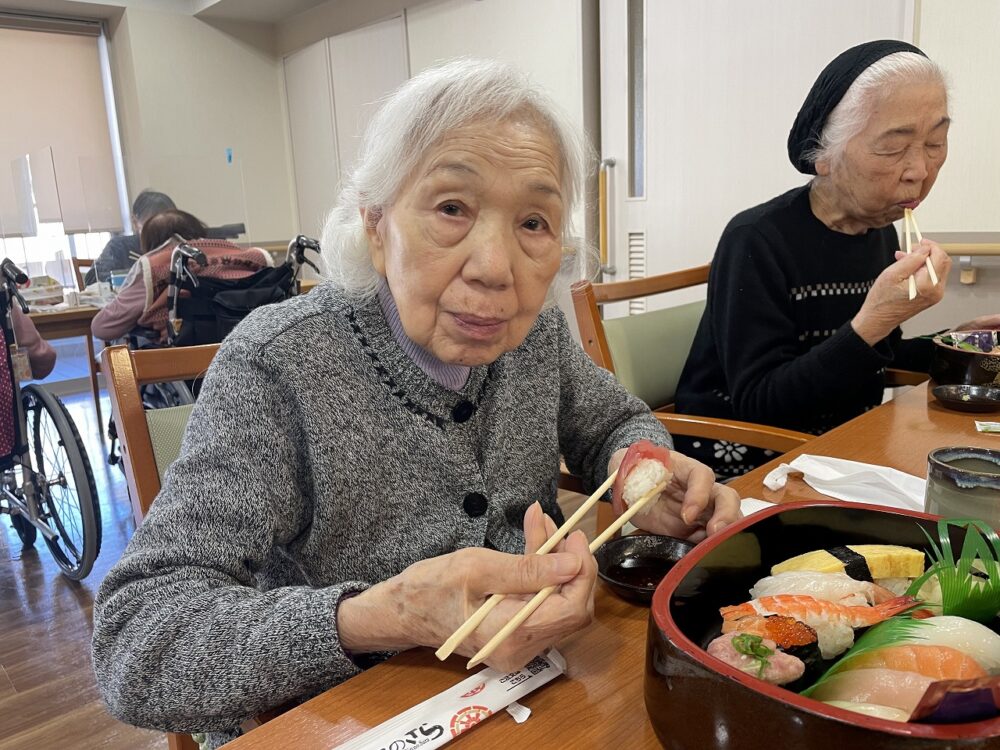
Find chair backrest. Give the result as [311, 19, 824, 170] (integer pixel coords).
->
[71, 257, 93, 291]
[101, 343, 219, 524]
[572, 265, 710, 410]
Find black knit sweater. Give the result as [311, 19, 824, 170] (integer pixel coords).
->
[675, 185, 932, 474]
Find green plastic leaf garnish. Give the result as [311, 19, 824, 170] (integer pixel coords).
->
[732, 633, 773, 677]
[906, 518, 1000, 623]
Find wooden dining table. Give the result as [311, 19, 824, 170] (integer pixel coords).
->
[29, 305, 105, 423]
[224, 383, 997, 749]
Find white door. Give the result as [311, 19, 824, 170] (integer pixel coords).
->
[327, 15, 410, 177]
[284, 39, 339, 239]
[284, 16, 410, 239]
[599, 0, 914, 316]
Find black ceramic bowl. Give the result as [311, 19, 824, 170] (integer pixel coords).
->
[931, 330, 1000, 387]
[646, 502, 1000, 750]
[932, 384, 1000, 413]
[595, 534, 694, 605]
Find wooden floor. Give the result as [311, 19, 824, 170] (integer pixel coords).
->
[0, 390, 595, 750]
[0, 392, 162, 750]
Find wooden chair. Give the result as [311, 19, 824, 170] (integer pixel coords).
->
[571, 266, 816, 529]
[103, 343, 297, 749]
[71, 257, 93, 292]
[70, 256, 107, 426]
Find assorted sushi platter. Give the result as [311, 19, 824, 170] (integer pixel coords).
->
[647, 502, 1000, 749]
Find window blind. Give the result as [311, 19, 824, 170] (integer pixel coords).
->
[0, 25, 121, 236]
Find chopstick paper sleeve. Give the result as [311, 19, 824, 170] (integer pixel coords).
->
[334, 649, 567, 749]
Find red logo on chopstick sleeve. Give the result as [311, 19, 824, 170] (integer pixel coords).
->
[459, 682, 486, 698]
[449, 705, 492, 737]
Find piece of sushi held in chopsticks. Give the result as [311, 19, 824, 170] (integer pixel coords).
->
[611, 440, 672, 515]
[454, 442, 673, 669]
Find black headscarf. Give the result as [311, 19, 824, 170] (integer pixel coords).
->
[787, 40, 927, 175]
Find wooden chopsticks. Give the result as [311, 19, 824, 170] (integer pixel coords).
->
[435, 469, 620, 662]
[435, 468, 669, 669]
[464, 480, 667, 668]
[903, 208, 939, 299]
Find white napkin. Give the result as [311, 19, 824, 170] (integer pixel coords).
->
[761, 454, 925, 512]
[740, 497, 776, 516]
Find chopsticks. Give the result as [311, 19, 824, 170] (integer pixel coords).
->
[903, 208, 939, 300]
[464, 479, 668, 669]
[435, 469, 620, 662]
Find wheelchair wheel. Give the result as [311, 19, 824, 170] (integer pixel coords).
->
[23, 385, 101, 580]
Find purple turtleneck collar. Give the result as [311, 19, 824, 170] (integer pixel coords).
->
[376, 280, 471, 392]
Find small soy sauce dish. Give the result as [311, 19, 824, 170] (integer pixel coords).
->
[595, 534, 695, 605]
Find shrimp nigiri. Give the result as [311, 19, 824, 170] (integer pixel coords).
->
[750, 571, 897, 606]
[720, 595, 917, 658]
[837, 644, 987, 681]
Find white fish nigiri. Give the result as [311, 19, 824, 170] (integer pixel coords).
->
[823, 700, 911, 723]
[810, 668, 933, 715]
[750, 572, 894, 607]
[902, 616, 1000, 675]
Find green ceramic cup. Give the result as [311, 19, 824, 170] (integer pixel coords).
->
[925, 447, 1000, 529]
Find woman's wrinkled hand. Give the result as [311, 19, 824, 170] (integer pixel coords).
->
[954, 314, 1000, 331]
[337, 502, 596, 673]
[851, 240, 952, 345]
[608, 448, 742, 542]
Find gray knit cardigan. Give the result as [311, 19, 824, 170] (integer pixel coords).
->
[91, 283, 669, 746]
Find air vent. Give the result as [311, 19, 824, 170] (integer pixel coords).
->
[627, 231, 646, 315]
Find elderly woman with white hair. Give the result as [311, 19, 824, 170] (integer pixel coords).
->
[91, 58, 740, 747]
[675, 40, 997, 479]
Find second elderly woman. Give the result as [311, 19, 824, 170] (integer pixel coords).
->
[676, 40, 996, 478]
[92, 59, 740, 749]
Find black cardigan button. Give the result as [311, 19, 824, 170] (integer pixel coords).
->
[452, 400, 475, 423]
[463, 492, 488, 517]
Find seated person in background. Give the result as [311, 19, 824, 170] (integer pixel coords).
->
[675, 40, 998, 479]
[91, 59, 740, 749]
[90, 209, 272, 343]
[11, 307, 56, 379]
[84, 189, 175, 286]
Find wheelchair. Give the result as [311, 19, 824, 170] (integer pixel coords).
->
[0, 259, 101, 580]
[107, 235, 321, 465]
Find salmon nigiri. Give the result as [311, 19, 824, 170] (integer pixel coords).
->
[837, 644, 987, 681]
[720, 594, 917, 658]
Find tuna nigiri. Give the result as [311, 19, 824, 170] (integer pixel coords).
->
[836, 644, 987, 681]
[720, 595, 917, 658]
[612, 440, 672, 515]
[706, 633, 805, 685]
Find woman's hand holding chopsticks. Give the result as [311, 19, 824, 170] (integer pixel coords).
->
[850, 240, 951, 346]
[338, 502, 596, 673]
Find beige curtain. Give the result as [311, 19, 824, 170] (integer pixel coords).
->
[0, 25, 121, 236]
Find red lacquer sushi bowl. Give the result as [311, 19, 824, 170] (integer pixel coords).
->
[646, 501, 1000, 749]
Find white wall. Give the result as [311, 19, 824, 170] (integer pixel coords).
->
[902, 0, 1000, 336]
[108, 7, 296, 241]
[405, 0, 592, 243]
